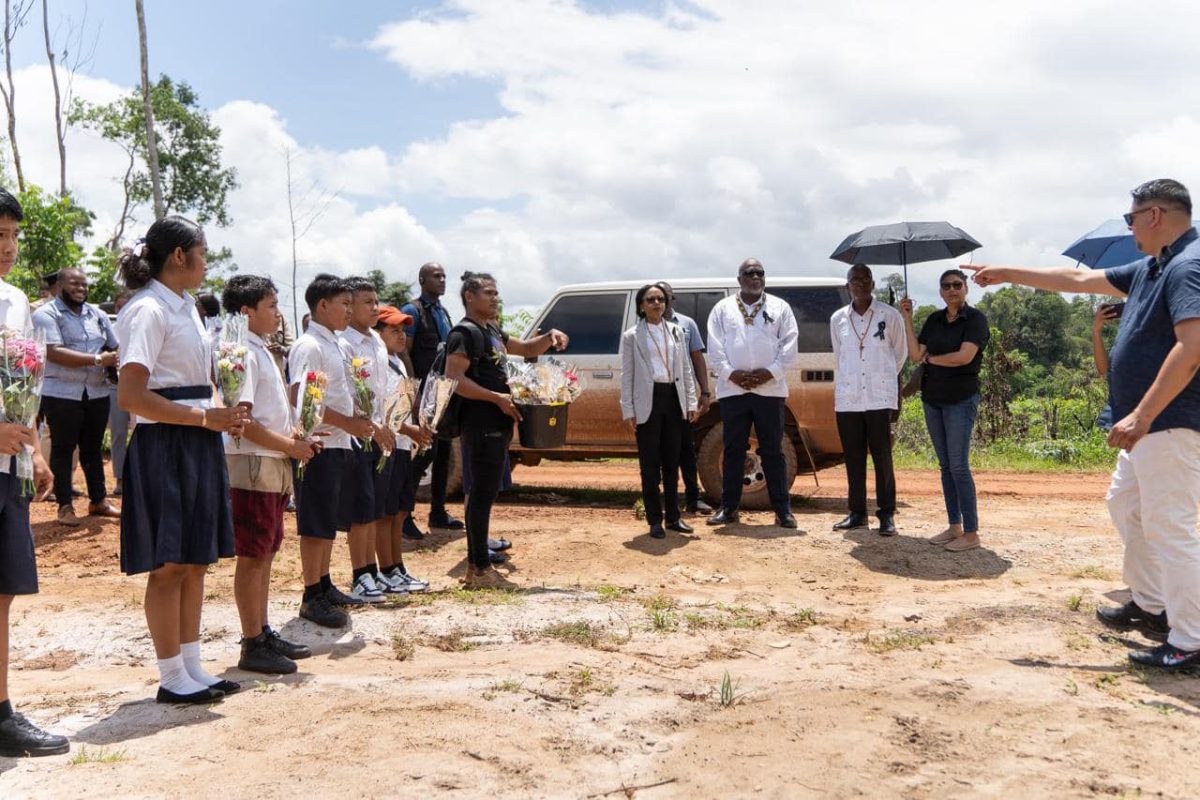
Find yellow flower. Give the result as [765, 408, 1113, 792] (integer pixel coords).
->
[351, 357, 365, 369]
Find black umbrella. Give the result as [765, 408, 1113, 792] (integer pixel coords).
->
[829, 221, 982, 293]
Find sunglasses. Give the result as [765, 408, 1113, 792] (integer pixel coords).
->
[940, 281, 965, 290]
[643, 296, 666, 304]
[741, 270, 765, 278]
[1123, 206, 1158, 226]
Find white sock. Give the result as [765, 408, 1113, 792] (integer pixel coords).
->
[158, 653, 208, 695]
[180, 641, 221, 688]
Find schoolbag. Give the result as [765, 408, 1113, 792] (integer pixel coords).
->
[421, 317, 488, 441]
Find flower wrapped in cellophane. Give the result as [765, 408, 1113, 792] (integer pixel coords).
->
[215, 313, 250, 444]
[416, 374, 458, 454]
[346, 355, 375, 450]
[506, 357, 582, 405]
[383, 376, 421, 441]
[0, 326, 46, 495]
[294, 370, 326, 479]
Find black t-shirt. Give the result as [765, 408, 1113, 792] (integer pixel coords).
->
[917, 304, 990, 405]
[446, 319, 511, 431]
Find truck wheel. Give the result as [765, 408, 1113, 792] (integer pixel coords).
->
[696, 423, 799, 511]
[414, 440, 464, 503]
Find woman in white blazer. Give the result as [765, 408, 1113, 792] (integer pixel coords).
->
[620, 284, 699, 539]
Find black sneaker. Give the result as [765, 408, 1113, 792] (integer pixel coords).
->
[238, 635, 297, 675]
[1096, 601, 1170, 642]
[402, 517, 426, 540]
[0, 713, 70, 757]
[299, 594, 349, 628]
[263, 626, 312, 660]
[429, 513, 465, 531]
[1128, 642, 1200, 671]
[326, 584, 365, 608]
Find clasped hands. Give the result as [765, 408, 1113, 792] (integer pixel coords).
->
[729, 368, 773, 390]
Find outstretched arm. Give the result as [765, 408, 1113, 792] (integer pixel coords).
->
[966, 264, 1124, 297]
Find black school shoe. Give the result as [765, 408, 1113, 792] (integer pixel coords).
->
[156, 686, 225, 705]
[706, 508, 739, 526]
[1096, 601, 1170, 642]
[429, 513, 465, 531]
[326, 584, 365, 608]
[488, 549, 509, 564]
[239, 635, 297, 675]
[665, 519, 694, 533]
[1128, 642, 1200, 671]
[649, 524, 666, 539]
[877, 515, 898, 536]
[833, 513, 869, 531]
[402, 517, 426, 540]
[0, 713, 70, 757]
[776, 514, 798, 529]
[264, 626, 312, 660]
[299, 595, 350, 629]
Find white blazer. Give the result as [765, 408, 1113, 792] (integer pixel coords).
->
[619, 319, 698, 425]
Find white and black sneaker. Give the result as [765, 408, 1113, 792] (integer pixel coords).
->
[389, 567, 429, 593]
[350, 573, 387, 604]
[375, 570, 409, 595]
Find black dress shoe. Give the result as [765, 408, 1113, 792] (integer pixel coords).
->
[156, 686, 225, 705]
[685, 499, 714, 514]
[488, 549, 509, 564]
[1097, 601, 1170, 641]
[775, 514, 798, 529]
[208, 679, 242, 695]
[707, 508, 739, 526]
[402, 517, 426, 540]
[832, 513, 869, 531]
[326, 584, 365, 608]
[264, 626, 312, 660]
[0, 713, 70, 757]
[429, 513, 465, 530]
[666, 519, 694, 533]
[877, 515, 898, 536]
[1128, 642, 1200, 671]
[649, 524, 666, 539]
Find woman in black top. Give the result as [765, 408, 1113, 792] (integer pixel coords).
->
[899, 269, 990, 552]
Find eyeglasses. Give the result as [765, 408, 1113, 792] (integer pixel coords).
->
[740, 270, 765, 278]
[1123, 206, 1159, 226]
[643, 297, 665, 304]
[940, 281, 965, 290]
[847, 276, 873, 285]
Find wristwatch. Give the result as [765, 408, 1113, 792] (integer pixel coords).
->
[93, 354, 103, 366]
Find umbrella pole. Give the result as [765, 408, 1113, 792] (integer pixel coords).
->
[902, 241, 908, 298]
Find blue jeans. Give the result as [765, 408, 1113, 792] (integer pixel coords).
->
[923, 394, 980, 532]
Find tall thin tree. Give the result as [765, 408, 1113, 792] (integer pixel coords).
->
[41, 0, 65, 195]
[134, 0, 163, 219]
[285, 147, 337, 330]
[0, 0, 32, 191]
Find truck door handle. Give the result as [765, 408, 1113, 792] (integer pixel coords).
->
[593, 371, 614, 379]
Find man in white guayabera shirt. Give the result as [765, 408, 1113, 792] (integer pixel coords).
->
[829, 264, 907, 536]
[705, 259, 799, 529]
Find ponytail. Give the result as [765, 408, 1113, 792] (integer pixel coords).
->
[118, 215, 205, 291]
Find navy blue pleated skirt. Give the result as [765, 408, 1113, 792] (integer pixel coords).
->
[120, 422, 235, 575]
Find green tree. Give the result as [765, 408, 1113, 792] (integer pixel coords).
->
[9, 183, 92, 296]
[367, 268, 412, 308]
[69, 74, 238, 247]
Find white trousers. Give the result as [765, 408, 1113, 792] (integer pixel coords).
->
[1106, 428, 1200, 650]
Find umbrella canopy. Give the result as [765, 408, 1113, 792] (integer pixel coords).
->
[829, 221, 982, 290]
[1059, 218, 1200, 269]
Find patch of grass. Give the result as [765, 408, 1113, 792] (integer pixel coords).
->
[1073, 565, 1117, 581]
[1065, 592, 1084, 612]
[718, 670, 746, 708]
[544, 620, 607, 648]
[388, 591, 438, 607]
[69, 746, 127, 765]
[649, 608, 678, 632]
[633, 498, 646, 520]
[428, 628, 476, 652]
[641, 593, 677, 612]
[391, 632, 415, 661]
[483, 678, 524, 700]
[863, 630, 937, 653]
[1062, 632, 1091, 652]
[1064, 678, 1079, 696]
[595, 584, 632, 603]
[780, 608, 819, 631]
[684, 605, 770, 631]
[1094, 672, 1121, 693]
[448, 587, 523, 606]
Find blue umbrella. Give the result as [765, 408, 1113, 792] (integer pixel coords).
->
[1062, 218, 1200, 268]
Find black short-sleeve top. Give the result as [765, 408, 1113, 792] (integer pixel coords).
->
[917, 304, 990, 405]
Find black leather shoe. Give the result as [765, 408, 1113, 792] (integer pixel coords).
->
[299, 595, 349, 628]
[487, 537, 512, 551]
[402, 516, 426, 540]
[775, 513, 798, 529]
[488, 549, 509, 564]
[833, 513, 869, 531]
[239, 635, 298, 675]
[156, 686, 225, 705]
[1097, 601, 1169, 641]
[707, 508, 739, 526]
[326, 584, 365, 608]
[429, 514, 465, 530]
[685, 499, 713, 514]
[1128, 642, 1200, 671]
[649, 524, 666, 539]
[877, 515, 898, 536]
[0, 713, 70, 757]
[208, 679, 242, 695]
[264, 626, 312, 660]
[666, 519, 694, 533]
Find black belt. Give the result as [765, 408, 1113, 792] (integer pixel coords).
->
[152, 385, 212, 401]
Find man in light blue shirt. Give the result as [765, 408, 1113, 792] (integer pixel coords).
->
[33, 268, 119, 525]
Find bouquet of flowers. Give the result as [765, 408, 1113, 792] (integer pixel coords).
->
[215, 314, 250, 444]
[294, 370, 327, 479]
[0, 326, 47, 495]
[383, 376, 421, 439]
[507, 357, 582, 405]
[346, 355, 375, 451]
[416, 375, 458, 454]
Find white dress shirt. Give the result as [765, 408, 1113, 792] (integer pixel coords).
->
[0, 279, 31, 476]
[338, 326, 390, 425]
[287, 321, 353, 450]
[644, 320, 676, 383]
[225, 331, 293, 456]
[116, 279, 213, 426]
[829, 299, 908, 412]
[706, 292, 799, 400]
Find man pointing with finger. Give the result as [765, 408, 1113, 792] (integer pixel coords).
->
[970, 178, 1200, 672]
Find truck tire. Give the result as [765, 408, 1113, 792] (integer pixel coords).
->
[696, 423, 799, 511]
[414, 440, 464, 502]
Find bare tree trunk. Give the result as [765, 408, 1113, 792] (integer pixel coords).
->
[134, 0, 163, 219]
[287, 148, 299, 331]
[0, 0, 29, 192]
[107, 149, 136, 250]
[41, 0, 65, 195]
[284, 147, 338, 331]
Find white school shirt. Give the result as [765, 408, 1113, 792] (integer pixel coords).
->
[644, 320, 676, 383]
[0, 279, 31, 476]
[224, 331, 292, 457]
[706, 292, 799, 400]
[385, 355, 415, 452]
[338, 326, 389, 425]
[287, 321, 353, 451]
[829, 300, 908, 412]
[116, 279, 213, 426]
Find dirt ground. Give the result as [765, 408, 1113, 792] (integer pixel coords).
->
[3, 459, 1199, 799]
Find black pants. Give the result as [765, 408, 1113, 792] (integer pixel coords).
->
[41, 392, 110, 506]
[836, 409, 896, 517]
[636, 383, 684, 526]
[463, 425, 512, 570]
[719, 393, 790, 516]
[679, 420, 700, 506]
[409, 436, 454, 518]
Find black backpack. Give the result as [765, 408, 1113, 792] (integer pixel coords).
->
[421, 318, 488, 441]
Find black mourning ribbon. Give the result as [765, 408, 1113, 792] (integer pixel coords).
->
[874, 320, 886, 340]
[762, 309, 774, 324]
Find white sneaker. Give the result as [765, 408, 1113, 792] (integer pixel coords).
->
[375, 570, 409, 595]
[350, 573, 386, 603]
[389, 567, 429, 593]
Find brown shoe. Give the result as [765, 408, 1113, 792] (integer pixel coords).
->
[461, 565, 517, 590]
[57, 505, 81, 527]
[944, 532, 981, 552]
[928, 527, 962, 545]
[88, 501, 121, 519]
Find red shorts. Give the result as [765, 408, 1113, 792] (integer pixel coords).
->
[232, 488, 287, 558]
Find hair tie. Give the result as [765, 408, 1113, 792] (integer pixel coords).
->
[134, 237, 149, 259]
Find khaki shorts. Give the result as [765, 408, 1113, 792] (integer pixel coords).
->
[225, 453, 293, 496]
